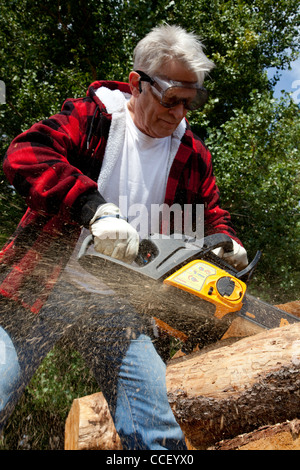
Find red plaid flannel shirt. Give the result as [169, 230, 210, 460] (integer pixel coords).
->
[0, 80, 240, 315]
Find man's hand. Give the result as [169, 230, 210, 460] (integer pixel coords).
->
[89, 203, 139, 264]
[212, 239, 248, 271]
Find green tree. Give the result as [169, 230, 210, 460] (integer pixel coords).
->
[205, 91, 300, 300]
[0, 0, 172, 238]
[167, 0, 300, 132]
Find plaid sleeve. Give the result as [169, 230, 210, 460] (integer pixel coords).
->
[3, 97, 105, 226]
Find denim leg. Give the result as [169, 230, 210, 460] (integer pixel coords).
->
[0, 280, 187, 449]
[0, 302, 69, 432]
[72, 295, 187, 450]
[113, 334, 187, 450]
[0, 282, 84, 431]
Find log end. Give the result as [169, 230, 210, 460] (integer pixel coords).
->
[65, 392, 122, 450]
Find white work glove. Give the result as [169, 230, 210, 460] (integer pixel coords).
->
[89, 203, 139, 264]
[212, 239, 248, 271]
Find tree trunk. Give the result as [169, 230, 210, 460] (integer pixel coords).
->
[166, 322, 300, 449]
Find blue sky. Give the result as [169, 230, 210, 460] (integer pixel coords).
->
[268, 56, 300, 104]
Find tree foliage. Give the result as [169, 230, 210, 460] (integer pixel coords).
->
[206, 92, 300, 299]
[0, 0, 299, 300]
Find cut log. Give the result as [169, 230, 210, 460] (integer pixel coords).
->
[214, 300, 300, 341]
[166, 322, 300, 449]
[170, 300, 300, 358]
[209, 419, 300, 450]
[221, 315, 264, 340]
[64, 301, 300, 450]
[275, 300, 300, 318]
[64, 392, 122, 450]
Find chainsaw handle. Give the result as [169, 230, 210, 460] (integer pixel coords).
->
[135, 233, 234, 269]
[198, 233, 234, 253]
[78, 232, 233, 264]
[78, 232, 236, 281]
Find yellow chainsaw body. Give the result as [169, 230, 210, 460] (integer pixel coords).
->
[164, 259, 247, 319]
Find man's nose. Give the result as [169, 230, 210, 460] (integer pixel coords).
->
[168, 103, 187, 120]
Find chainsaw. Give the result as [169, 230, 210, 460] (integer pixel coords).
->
[78, 233, 299, 353]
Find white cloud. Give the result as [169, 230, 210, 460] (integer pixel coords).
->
[290, 57, 300, 81]
[268, 56, 300, 102]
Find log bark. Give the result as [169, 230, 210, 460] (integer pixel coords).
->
[166, 322, 300, 449]
[64, 392, 122, 450]
[209, 419, 300, 450]
[64, 301, 300, 450]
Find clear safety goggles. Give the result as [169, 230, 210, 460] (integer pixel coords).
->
[136, 70, 209, 111]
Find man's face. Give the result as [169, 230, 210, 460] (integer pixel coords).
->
[128, 61, 199, 139]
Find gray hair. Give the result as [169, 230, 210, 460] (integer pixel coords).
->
[133, 24, 215, 85]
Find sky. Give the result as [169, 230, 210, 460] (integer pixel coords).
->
[268, 55, 300, 104]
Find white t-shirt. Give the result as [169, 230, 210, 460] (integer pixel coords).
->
[102, 103, 173, 239]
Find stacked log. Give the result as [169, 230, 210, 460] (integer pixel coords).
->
[209, 419, 300, 450]
[64, 392, 122, 450]
[166, 321, 300, 449]
[64, 301, 300, 450]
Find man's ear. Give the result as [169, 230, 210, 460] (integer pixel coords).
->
[129, 71, 141, 97]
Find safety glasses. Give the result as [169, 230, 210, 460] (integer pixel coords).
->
[136, 70, 209, 111]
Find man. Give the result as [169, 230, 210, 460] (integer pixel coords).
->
[0, 24, 247, 449]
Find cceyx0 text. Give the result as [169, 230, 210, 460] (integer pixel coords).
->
[106, 454, 194, 466]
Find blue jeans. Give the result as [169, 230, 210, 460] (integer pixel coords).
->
[115, 334, 184, 449]
[0, 281, 186, 450]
